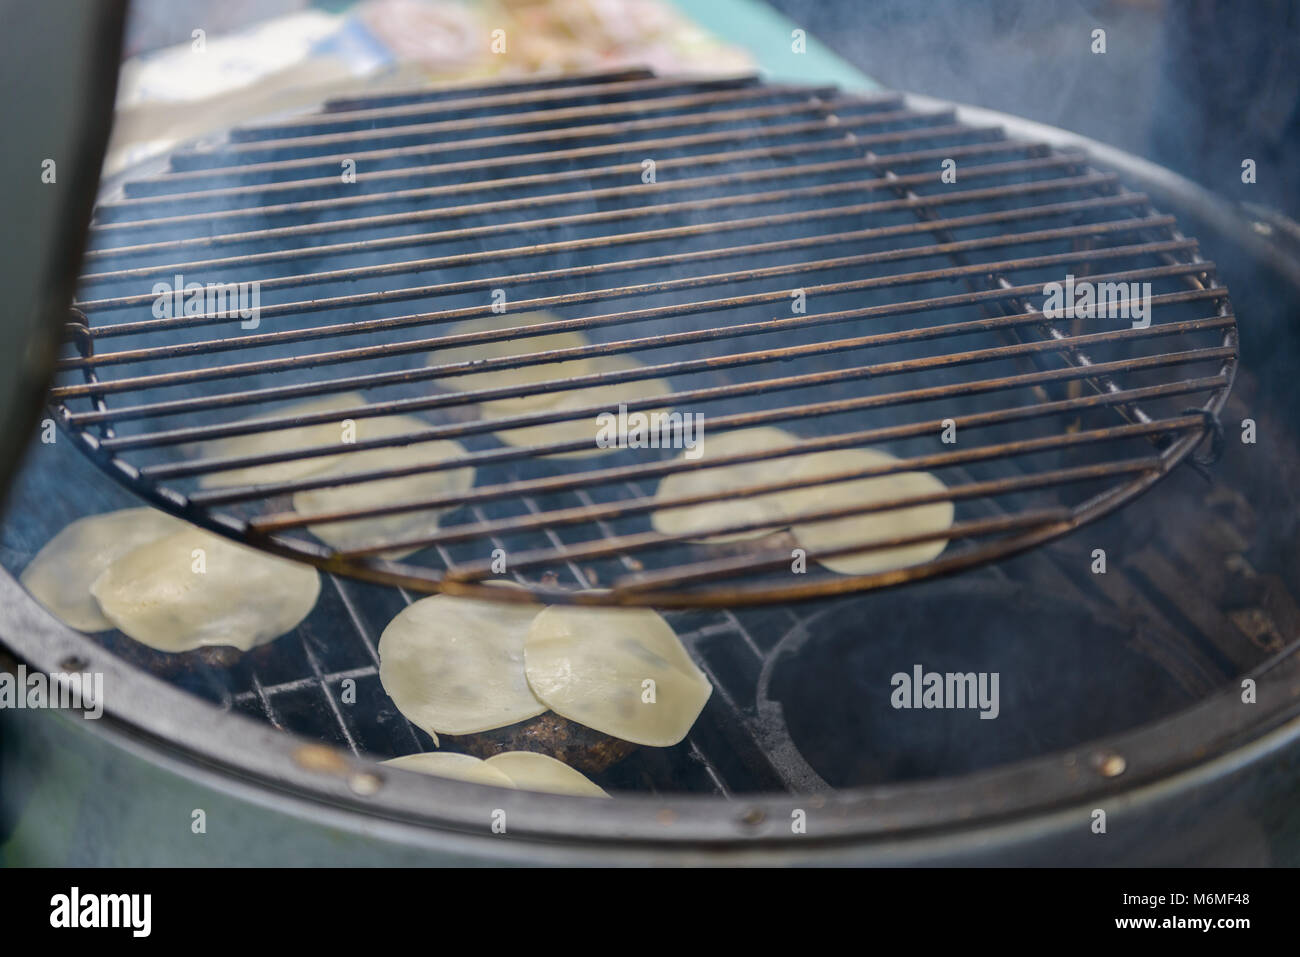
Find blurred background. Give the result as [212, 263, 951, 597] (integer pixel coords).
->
[767, 0, 1300, 219]
[113, 0, 1300, 218]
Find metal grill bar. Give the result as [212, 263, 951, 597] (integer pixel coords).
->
[92, 289, 1221, 450]
[80, 169, 1111, 279]
[617, 508, 1075, 592]
[116, 313, 1229, 493]
[248, 350, 1223, 541]
[83, 152, 1080, 284]
[314, 66, 658, 111]
[118, 313, 1231, 491]
[71, 221, 1186, 361]
[91, 133, 1060, 263]
[51, 74, 1238, 607]
[234, 72, 749, 138]
[204, 375, 1225, 523]
[108, 101, 924, 207]
[359, 458, 1164, 562]
[96, 125, 1019, 235]
[57, 253, 1206, 397]
[95, 134, 1025, 229]
[78, 322, 1235, 506]
[173, 82, 842, 166]
[276, 376, 1229, 551]
[136, 93, 874, 188]
[79, 193, 1144, 314]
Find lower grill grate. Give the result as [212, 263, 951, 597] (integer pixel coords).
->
[13, 360, 1290, 796]
[52, 67, 1238, 607]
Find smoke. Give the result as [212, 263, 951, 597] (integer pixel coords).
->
[769, 0, 1300, 218]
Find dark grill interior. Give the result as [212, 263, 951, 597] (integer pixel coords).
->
[51, 68, 1235, 607]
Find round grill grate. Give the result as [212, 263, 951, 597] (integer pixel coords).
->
[52, 68, 1237, 607]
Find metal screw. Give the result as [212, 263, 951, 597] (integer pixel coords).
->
[1097, 752, 1127, 778]
[293, 743, 349, 775]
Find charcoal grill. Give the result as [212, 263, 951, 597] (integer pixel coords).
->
[51, 68, 1236, 607]
[4, 62, 1300, 866]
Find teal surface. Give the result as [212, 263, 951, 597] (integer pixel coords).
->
[0, 704, 487, 867]
[671, 0, 880, 90]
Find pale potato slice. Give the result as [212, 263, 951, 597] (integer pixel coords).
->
[494, 354, 674, 459]
[89, 526, 320, 652]
[291, 421, 474, 557]
[382, 752, 517, 788]
[787, 447, 954, 575]
[20, 508, 184, 631]
[378, 591, 546, 738]
[427, 311, 598, 414]
[651, 426, 807, 543]
[198, 392, 369, 488]
[484, 751, 610, 797]
[524, 605, 712, 747]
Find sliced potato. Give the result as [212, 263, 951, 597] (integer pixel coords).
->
[378, 592, 546, 738]
[382, 752, 517, 788]
[484, 751, 610, 797]
[427, 311, 598, 415]
[651, 426, 807, 543]
[493, 354, 674, 459]
[20, 508, 183, 631]
[291, 421, 474, 557]
[89, 526, 320, 652]
[197, 392, 369, 488]
[786, 447, 954, 575]
[524, 605, 711, 747]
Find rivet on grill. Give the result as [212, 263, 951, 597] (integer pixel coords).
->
[739, 807, 766, 826]
[60, 655, 88, 672]
[349, 772, 383, 796]
[293, 742, 350, 775]
[1096, 752, 1128, 778]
